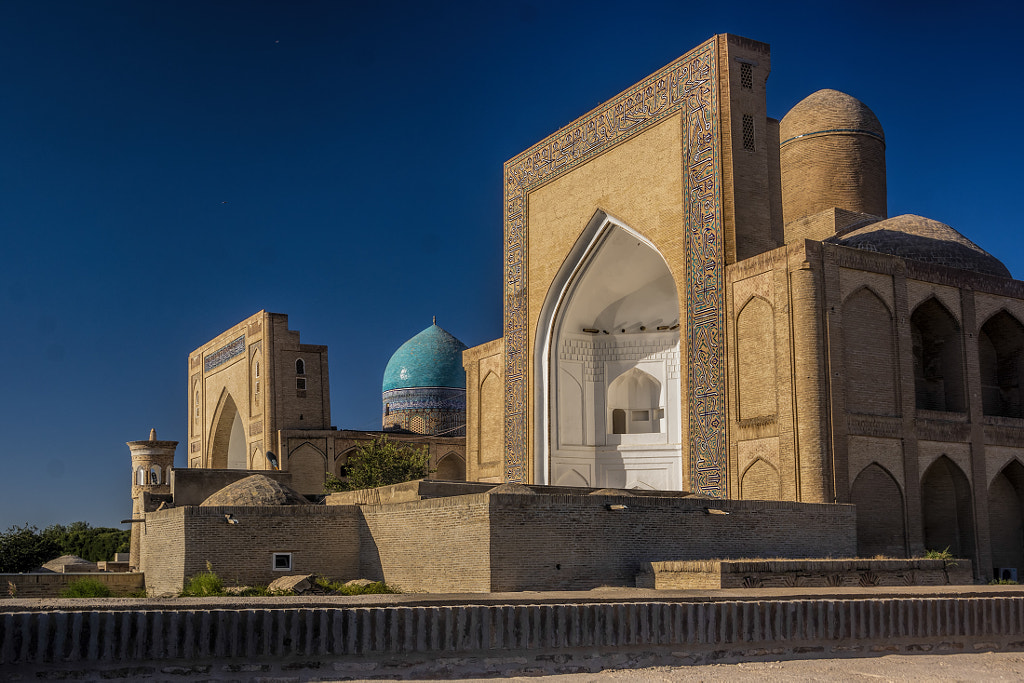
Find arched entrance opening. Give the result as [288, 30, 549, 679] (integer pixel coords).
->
[535, 212, 682, 490]
[209, 392, 247, 469]
[851, 463, 906, 557]
[921, 455, 976, 563]
[988, 459, 1024, 580]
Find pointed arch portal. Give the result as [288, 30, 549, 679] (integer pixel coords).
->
[209, 391, 247, 470]
[535, 214, 683, 490]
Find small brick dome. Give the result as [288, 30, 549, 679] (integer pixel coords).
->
[780, 89, 887, 226]
[200, 474, 309, 507]
[832, 214, 1011, 278]
[780, 89, 884, 144]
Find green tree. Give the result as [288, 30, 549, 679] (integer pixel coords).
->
[0, 525, 60, 573]
[324, 437, 432, 492]
[40, 523, 129, 563]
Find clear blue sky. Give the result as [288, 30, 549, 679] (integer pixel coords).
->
[1, 0, 1021, 530]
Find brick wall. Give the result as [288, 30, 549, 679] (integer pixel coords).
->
[0, 573, 144, 598]
[488, 494, 856, 591]
[141, 506, 360, 594]
[359, 495, 491, 592]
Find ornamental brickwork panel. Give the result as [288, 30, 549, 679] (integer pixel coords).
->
[502, 36, 726, 495]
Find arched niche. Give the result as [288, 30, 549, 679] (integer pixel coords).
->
[921, 455, 976, 563]
[740, 458, 780, 500]
[209, 391, 247, 469]
[979, 311, 1024, 418]
[988, 459, 1024, 579]
[851, 463, 906, 557]
[435, 452, 466, 481]
[736, 297, 777, 420]
[479, 371, 503, 465]
[288, 442, 326, 495]
[911, 298, 965, 412]
[842, 287, 898, 416]
[534, 211, 682, 490]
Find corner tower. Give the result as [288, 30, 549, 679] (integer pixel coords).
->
[127, 429, 176, 571]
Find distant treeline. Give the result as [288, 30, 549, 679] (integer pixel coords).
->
[0, 522, 130, 573]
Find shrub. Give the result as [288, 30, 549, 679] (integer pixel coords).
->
[313, 577, 398, 595]
[60, 578, 112, 598]
[990, 578, 1019, 585]
[924, 547, 954, 561]
[180, 563, 224, 597]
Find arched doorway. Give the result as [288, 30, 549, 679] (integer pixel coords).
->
[851, 463, 906, 557]
[988, 460, 1024, 580]
[921, 455, 976, 563]
[535, 213, 682, 490]
[209, 392, 246, 469]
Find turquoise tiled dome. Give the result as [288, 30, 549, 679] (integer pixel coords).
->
[382, 323, 468, 393]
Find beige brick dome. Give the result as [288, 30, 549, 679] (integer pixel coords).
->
[780, 89, 887, 226]
[832, 214, 1010, 278]
[200, 474, 309, 506]
[780, 89, 884, 143]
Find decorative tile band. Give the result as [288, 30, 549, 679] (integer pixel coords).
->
[204, 336, 245, 373]
[502, 36, 725, 494]
[684, 44, 726, 498]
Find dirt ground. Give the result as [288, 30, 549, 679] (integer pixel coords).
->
[412, 652, 1024, 682]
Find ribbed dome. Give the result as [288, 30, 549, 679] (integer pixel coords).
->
[832, 214, 1010, 278]
[382, 324, 468, 393]
[200, 474, 309, 507]
[780, 89, 884, 144]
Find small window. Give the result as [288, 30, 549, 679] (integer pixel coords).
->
[742, 114, 755, 152]
[384, 403, 390, 416]
[150, 466, 160, 485]
[296, 377, 306, 390]
[272, 553, 292, 571]
[740, 62, 752, 90]
[295, 359, 305, 375]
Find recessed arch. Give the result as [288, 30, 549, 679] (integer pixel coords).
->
[842, 285, 898, 415]
[979, 310, 1024, 418]
[921, 455, 975, 563]
[435, 451, 466, 481]
[911, 297, 965, 412]
[851, 462, 906, 557]
[533, 211, 682, 490]
[736, 295, 776, 420]
[988, 459, 1024, 579]
[208, 389, 246, 469]
[740, 457, 780, 500]
[288, 441, 326, 495]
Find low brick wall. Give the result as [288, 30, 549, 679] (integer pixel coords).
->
[0, 573, 144, 598]
[141, 506, 362, 595]
[4, 593, 1024, 678]
[638, 559, 974, 589]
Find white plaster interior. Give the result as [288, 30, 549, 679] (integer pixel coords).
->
[228, 410, 247, 469]
[537, 214, 682, 490]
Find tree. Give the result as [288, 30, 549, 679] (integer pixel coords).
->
[0, 525, 60, 573]
[40, 523, 130, 562]
[324, 437, 432, 492]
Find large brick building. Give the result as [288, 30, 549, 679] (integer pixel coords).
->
[463, 33, 1024, 580]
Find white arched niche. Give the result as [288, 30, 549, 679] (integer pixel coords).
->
[535, 211, 682, 490]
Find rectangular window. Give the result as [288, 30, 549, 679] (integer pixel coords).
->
[740, 62, 753, 90]
[742, 114, 755, 152]
[272, 553, 292, 571]
[296, 377, 307, 390]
